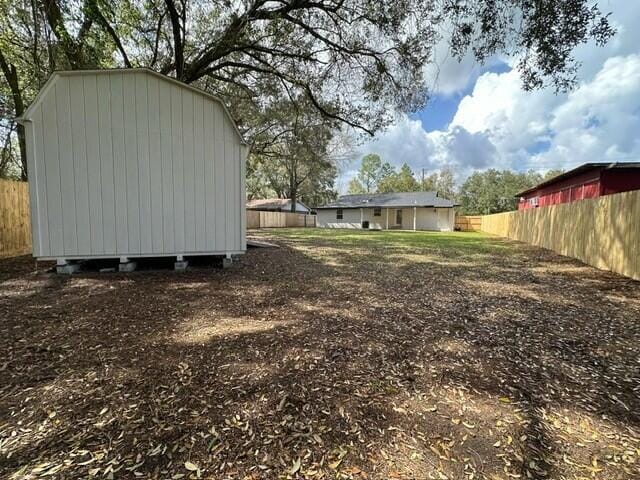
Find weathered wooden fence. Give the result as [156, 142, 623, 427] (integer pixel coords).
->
[455, 215, 482, 231]
[0, 178, 31, 257]
[481, 190, 640, 280]
[247, 210, 316, 229]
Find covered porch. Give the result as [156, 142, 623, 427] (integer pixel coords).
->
[357, 206, 412, 230]
[356, 206, 453, 231]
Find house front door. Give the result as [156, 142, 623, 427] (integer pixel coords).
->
[395, 209, 402, 225]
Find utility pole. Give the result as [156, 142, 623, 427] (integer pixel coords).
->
[421, 168, 425, 191]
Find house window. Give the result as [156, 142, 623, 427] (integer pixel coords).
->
[373, 207, 381, 217]
[395, 209, 402, 225]
[336, 208, 343, 220]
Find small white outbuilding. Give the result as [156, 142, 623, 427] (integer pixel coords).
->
[18, 68, 248, 271]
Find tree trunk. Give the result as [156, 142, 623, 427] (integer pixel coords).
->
[16, 125, 27, 180]
[289, 169, 297, 213]
[0, 49, 27, 179]
[165, 0, 185, 80]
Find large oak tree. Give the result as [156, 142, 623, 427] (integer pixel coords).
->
[0, 0, 615, 179]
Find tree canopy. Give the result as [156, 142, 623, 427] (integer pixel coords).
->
[0, 0, 615, 180]
[348, 154, 395, 194]
[346, 153, 565, 213]
[349, 157, 458, 199]
[458, 169, 564, 214]
[377, 163, 421, 193]
[245, 96, 341, 210]
[420, 168, 456, 200]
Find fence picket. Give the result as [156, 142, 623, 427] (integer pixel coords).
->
[481, 190, 640, 280]
[0, 179, 32, 257]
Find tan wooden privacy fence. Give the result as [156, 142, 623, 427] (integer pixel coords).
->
[455, 215, 482, 231]
[481, 190, 640, 280]
[247, 210, 316, 229]
[0, 178, 31, 257]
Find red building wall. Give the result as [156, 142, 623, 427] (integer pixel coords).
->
[518, 166, 640, 210]
[518, 169, 601, 210]
[601, 168, 640, 195]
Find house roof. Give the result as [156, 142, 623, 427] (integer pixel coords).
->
[516, 162, 640, 197]
[316, 192, 456, 209]
[16, 68, 247, 145]
[247, 198, 310, 211]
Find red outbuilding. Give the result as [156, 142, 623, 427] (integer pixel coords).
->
[516, 162, 640, 210]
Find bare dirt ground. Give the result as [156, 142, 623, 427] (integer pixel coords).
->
[1, 229, 639, 480]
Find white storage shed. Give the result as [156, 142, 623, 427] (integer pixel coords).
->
[17, 68, 248, 271]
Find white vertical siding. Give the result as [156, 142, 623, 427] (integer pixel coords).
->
[135, 72, 152, 254]
[111, 73, 129, 253]
[147, 74, 164, 254]
[83, 75, 104, 254]
[240, 145, 247, 250]
[171, 85, 185, 252]
[24, 121, 41, 255]
[69, 75, 91, 254]
[123, 73, 141, 254]
[213, 103, 226, 249]
[159, 79, 174, 252]
[41, 89, 64, 254]
[203, 100, 216, 247]
[30, 111, 48, 256]
[26, 70, 245, 259]
[182, 90, 196, 251]
[97, 74, 117, 254]
[193, 94, 206, 251]
[55, 79, 78, 255]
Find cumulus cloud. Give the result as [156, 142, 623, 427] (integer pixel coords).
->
[344, 0, 640, 190]
[535, 54, 640, 165]
[348, 115, 498, 183]
[423, 39, 493, 97]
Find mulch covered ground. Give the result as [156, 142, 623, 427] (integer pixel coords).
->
[0, 230, 639, 480]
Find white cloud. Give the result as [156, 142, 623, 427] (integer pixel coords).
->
[348, 115, 497, 184]
[423, 41, 489, 97]
[345, 0, 640, 191]
[535, 54, 640, 165]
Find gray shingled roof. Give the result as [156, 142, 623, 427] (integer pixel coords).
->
[316, 192, 456, 209]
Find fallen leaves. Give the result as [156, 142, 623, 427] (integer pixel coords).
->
[0, 231, 639, 479]
[184, 461, 199, 471]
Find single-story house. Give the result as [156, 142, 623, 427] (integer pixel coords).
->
[247, 198, 312, 214]
[517, 162, 640, 210]
[17, 68, 248, 272]
[316, 192, 456, 231]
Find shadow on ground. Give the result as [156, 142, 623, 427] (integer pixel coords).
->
[0, 230, 638, 479]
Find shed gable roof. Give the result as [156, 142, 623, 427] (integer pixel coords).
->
[17, 68, 247, 145]
[317, 191, 456, 209]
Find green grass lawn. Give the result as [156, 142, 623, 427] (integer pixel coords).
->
[261, 227, 509, 253]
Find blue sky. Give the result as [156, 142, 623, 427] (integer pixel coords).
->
[338, 0, 640, 192]
[412, 62, 512, 132]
